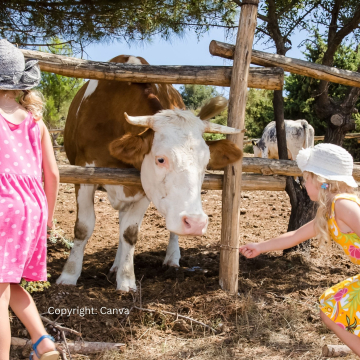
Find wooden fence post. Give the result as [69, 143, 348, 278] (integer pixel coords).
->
[219, 0, 260, 294]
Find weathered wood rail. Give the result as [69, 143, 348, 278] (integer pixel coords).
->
[58, 165, 287, 191]
[57, 159, 360, 191]
[243, 133, 360, 145]
[209, 40, 360, 88]
[21, 49, 283, 90]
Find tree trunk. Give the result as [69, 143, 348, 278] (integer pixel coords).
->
[321, 87, 360, 145]
[324, 123, 352, 145]
[273, 88, 315, 253]
[273, 90, 288, 160]
[284, 178, 318, 253]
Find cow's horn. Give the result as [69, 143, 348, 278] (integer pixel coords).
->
[124, 112, 154, 128]
[203, 121, 245, 134]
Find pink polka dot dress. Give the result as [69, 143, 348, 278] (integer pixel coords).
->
[0, 112, 48, 283]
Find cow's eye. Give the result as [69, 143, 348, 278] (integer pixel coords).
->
[156, 157, 166, 166]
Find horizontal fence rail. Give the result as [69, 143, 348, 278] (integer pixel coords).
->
[58, 165, 287, 191]
[244, 133, 360, 145]
[21, 49, 284, 90]
[209, 40, 360, 88]
[57, 159, 360, 191]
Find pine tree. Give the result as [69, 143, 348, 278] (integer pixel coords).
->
[1, 1, 237, 50]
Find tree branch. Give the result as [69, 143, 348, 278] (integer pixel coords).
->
[18, 41, 74, 47]
[266, 0, 287, 55]
[278, 0, 303, 18]
[332, 5, 360, 49]
[284, 4, 319, 40]
[316, 3, 360, 105]
[327, 0, 342, 47]
[258, 13, 270, 23]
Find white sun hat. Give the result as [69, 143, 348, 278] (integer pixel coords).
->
[296, 143, 358, 188]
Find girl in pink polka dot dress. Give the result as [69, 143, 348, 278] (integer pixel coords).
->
[0, 40, 59, 360]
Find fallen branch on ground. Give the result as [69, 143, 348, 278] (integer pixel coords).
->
[322, 344, 352, 357]
[133, 306, 216, 333]
[40, 316, 81, 337]
[61, 330, 72, 360]
[58, 347, 68, 360]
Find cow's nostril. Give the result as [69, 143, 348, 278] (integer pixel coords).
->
[183, 217, 191, 228]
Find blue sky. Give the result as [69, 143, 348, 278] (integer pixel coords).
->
[83, 26, 307, 95]
[84, 27, 306, 65]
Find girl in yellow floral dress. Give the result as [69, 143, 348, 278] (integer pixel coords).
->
[240, 143, 360, 355]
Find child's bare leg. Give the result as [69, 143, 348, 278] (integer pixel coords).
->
[9, 284, 55, 359]
[0, 283, 11, 360]
[320, 311, 360, 356]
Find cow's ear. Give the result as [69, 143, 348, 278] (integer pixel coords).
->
[206, 139, 243, 170]
[109, 129, 154, 170]
[252, 140, 257, 146]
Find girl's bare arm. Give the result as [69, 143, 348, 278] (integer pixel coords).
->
[240, 220, 316, 258]
[39, 120, 59, 228]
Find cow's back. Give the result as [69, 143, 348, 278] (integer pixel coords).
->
[254, 119, 314, 160]
[64, 55, 185, 168]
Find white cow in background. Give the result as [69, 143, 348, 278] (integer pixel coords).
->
[252, 119, 314, 160]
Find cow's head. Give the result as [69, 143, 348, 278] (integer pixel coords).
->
[109, 97, 243, 236]
[252, 139, 261, 157]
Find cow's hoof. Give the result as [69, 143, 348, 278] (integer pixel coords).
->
[56, 273, 78, 285]
[116, 279, 137, 293]
[116, 287, 137, 294]
[163, 259, 180, 267]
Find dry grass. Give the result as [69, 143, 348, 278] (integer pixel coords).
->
[90, 247, 359, 360]
[9, 153, 360, 359]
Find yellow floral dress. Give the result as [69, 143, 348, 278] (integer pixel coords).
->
[319, 193, 360, 336]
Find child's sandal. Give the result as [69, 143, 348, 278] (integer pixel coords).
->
[29, 335, 59, 360]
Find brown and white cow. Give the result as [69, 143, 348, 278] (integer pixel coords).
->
[252, 119, 314, 160]
[56, 55, 242, 292]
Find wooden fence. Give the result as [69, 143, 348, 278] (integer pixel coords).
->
[26, 3, 360, 294]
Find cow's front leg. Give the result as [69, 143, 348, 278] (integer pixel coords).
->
[57, 184, 96, 285]
[107, 205, 140, 277]
[163, 232, 180, 267]
[115, 196, 149, 292]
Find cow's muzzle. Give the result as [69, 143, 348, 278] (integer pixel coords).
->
[181, 214, 208, 236]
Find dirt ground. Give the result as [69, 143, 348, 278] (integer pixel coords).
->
[10, 153, 360, 359]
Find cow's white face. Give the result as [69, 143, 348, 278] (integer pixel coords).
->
[109, 97, 243, 237]
[141, 110, 210, 236]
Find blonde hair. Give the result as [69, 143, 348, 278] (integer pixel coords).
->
[1, 89, 44, 121]
[303, 171, 355, 247]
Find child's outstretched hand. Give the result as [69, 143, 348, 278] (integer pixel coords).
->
[239, 243, 262, 258]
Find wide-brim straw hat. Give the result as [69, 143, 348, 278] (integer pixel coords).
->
[296, 143, 358, 188]
[0, 39, 41, 90]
